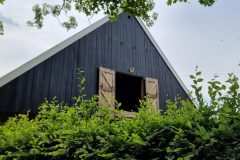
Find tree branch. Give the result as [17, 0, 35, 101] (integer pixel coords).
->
[60, 0, 66, 11]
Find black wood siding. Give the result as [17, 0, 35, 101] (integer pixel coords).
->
[0, 14, 188, 114]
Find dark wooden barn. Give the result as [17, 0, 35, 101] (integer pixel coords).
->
[0, 14, 189, 120]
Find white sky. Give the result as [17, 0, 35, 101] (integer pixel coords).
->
[0, 0, 240, 99]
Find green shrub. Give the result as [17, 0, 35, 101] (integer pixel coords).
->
[1, 70, 240, 159]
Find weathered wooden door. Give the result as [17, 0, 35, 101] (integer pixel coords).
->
[98, 67, 116, 108]
[145, 77, 160, 110]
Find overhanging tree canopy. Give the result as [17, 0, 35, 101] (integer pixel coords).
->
[0, 0, 216, 35]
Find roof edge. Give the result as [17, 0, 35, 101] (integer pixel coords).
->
[0, 16, 109, 87]
[135, 17, 189, 94]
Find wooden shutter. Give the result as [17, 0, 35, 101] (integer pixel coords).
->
[145, 77, 159, 110]
[99, 67, 115, 108]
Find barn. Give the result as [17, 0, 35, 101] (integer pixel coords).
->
[0, 14, 189, 121]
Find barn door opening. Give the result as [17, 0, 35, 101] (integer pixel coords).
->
[98, 67, 160, 114]
[116, 73, 144, 112]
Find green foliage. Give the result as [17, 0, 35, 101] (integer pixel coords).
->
[27, 0, 157, 30]
[0, 21, 3, 35]
[0, 0, 217, 35]
[167, 0, 215, 6]
[1, 70, 240, 159]
[0, 0, 5, 35]
[0, 0, 5, 4]
[26, 0, 216, 32]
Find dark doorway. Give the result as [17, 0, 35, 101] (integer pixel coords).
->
[116, 73, 144, 112]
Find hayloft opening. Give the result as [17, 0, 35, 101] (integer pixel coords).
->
[116, 73, 144, 112]
[99, 67, 159, 113]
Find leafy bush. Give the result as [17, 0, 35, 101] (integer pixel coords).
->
[1, 70, 240, 159]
